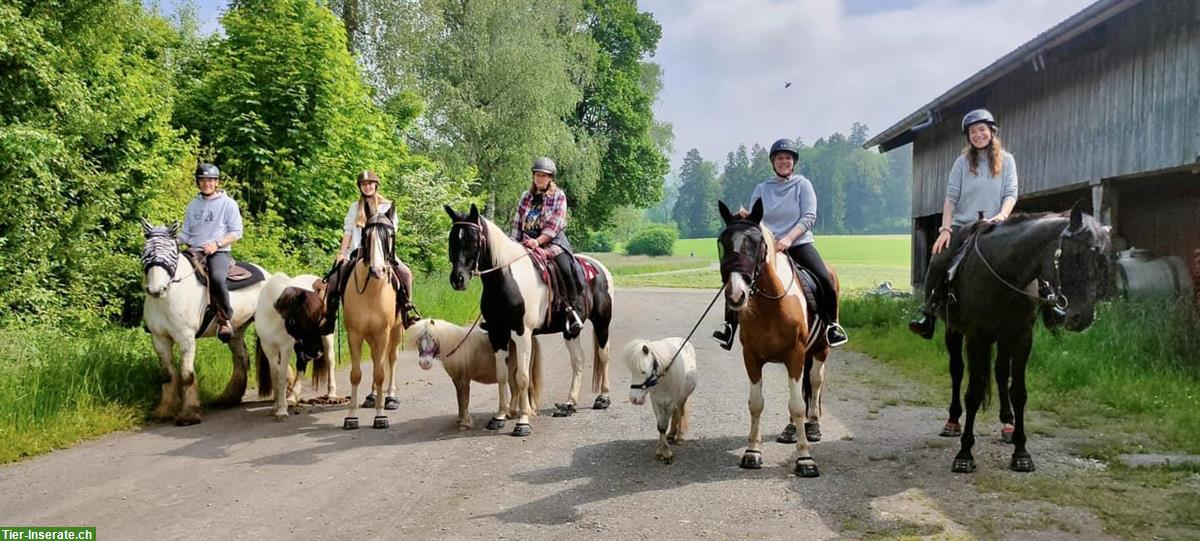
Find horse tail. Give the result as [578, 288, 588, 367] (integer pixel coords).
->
[255, 336, 272, 398]
[678, 393, 693, 437]
[530, 338, 542, 411]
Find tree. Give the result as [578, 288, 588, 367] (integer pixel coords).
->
[672, 149, 721, 238]
[719, 145, 754, 208]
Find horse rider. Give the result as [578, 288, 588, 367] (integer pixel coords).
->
[328, 170, 420, 328]
[712, 138, 849, 350]
[908, 108, 1019, 339]
[177, 162, 243, 342]
[511, 157, 586, 335]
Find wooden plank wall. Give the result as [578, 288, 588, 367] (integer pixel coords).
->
[910, 0, 1200, 218]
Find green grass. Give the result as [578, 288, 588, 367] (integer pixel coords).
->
[582, 253, 711, 276]
[841, 295, 1200, 454]
[0, 273, 482, 464]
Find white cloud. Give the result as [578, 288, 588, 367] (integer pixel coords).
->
[642, 0, 1093, 168]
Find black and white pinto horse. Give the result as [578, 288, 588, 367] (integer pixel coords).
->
[937, 205, 1110, 473]
[444, 204, 614, 437]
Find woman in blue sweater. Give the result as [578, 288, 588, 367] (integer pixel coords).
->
[713, 138, 848, 350]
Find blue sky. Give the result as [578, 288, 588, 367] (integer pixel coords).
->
[150, 0, 1093, 169]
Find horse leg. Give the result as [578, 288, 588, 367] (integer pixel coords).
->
[994, 341, 1015, 443]
[1008, 334, 1036, 472]
[344, 332, 364, 429]
[487, 347, 510, 430]
[788, 355, 818, 477]
[213, 325, 249, 407]
[667, 398, 686, 444]
[510, 332, 533, 437]
[321, 333, 337, 398]
[654, 400, 673, 464]
[368, 332, 389, 428]
[561, 337, 585, 409]
[382, 328, 401, 411]
[591, 318, 612, 409]
[953, 336, 992, 473]
[150, 334, 179, 421]
[740, 373, 765, 469]
[270, 346, 290, 421]
[454, 378, 472, 430]
[942, 330, 964, 437]
[804, 350, 827, 442]
[176, 338, 202, 426]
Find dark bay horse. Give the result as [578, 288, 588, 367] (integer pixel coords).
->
[444, 204, 614, 437]
[936, 205, 1110, 473]
[716, 200, 833, 477]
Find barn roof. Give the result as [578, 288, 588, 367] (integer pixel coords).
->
[864, 0, 1136, 152]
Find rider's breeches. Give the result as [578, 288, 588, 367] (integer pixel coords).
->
[207, 251, 233, 319]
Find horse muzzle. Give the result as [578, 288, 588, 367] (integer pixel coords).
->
[629, 392, 648, 406]
[418, 355, 434, 370]
[450, 271, 469, 291]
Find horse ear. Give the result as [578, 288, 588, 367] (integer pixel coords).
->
[444, 205, 460, 221]
[718, 200, 734, 225]
[748, 198, 764, 224]
[641, 344, 650, 355]
[1070, 204, 1083, 231]
[468, 203, 480, 221]
[140, 218, 153, 235]
[169, 221, 180, 237]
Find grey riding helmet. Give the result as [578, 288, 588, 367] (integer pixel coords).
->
[768, 138, 799, 160]
[195, 163, 220, 179]
[531, 157, 557, 177]
[961, 109, 998, 134]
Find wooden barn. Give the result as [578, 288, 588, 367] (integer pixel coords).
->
[865, 0, 1200, 292]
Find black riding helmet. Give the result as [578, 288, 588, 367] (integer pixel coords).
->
[531, 157, 557, 177]
[961, 109, 998, 134]
[769, 138, 800, 161]
[195, 163, 220, 179]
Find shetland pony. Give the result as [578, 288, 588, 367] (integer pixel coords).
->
[254, 272, 336, 421]
[407, 319, 543, 430]
[621, 337, 698, 465]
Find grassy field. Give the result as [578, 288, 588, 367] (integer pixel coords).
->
[601, 234, 911, 292]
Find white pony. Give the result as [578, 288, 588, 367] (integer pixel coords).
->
[621, 337, 698, 464]
[254, 272, 337, 421]
[140, 219, 268, 425]
[406, 319, 542, 430]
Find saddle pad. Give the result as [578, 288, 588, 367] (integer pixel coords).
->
[577, 257, 598, 284]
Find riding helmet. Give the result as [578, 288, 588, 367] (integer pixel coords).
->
[195, 163, 220, 179]
[961, 109, 998, 134]
[531, 157, 557, 177]
[769, 138, 800, 160]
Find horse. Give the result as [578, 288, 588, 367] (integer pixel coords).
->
[622, 337, 698, 465]
[407, 318, 543, 430]
[444, 204, 614, 437]
[936, 205, 1110, 473]
[253, 272, 337, 421]
[341, 203, 405, 430]
[140, 219, 268, 425]
[716, 199, 831, 477]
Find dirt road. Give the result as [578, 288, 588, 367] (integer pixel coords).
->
[0, 288, 1117, 540]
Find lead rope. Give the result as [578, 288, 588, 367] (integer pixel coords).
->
[658, 283, 727, 379]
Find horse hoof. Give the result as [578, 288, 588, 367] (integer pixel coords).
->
[794, 459, 820, 478]
[592, 395, 611, 410]
[739, 450, 763, 470]
[384, 396, 400, 411]
[657, 453, 674, 465]
[486, 418, 506, 431]
[552, 403, 576, 417]
[373, 415, 389, 429]
[804, 422, 822, 442]
[175, 410, 201, 426]
[1010, 454, 1036, 472]
[1001, 424, 1015, 444]
[951, 457, 976, 473]
[361, 393, 376, 409]
[512, 423, 531, 437]
[776, 423, 798, 444]
[343, 417, 359, 430]
[940, 422, 963, 437]
[272, 413, 288, 422]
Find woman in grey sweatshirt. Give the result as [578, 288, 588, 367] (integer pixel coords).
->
[713, 138, 849, 350]
[909, 109, 1019, 339]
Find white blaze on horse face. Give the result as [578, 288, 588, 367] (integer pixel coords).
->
[145, 266, 172, 297]
[728, 273, 749, 308]
[368, 230, 387, 279]
[417, 332, 435, 370]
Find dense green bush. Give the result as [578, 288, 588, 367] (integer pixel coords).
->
[574, 230, 614, 253]
[625, 224, 677, 256]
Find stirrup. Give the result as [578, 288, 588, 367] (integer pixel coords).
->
[826, 323, 848, 347]
[565, 306, 584, 333]
[712, 323, 735, 350]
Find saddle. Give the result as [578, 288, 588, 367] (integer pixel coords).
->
[945, 221, 996, 284]
[319, 249, 410, 332]
[528, 249, 594, 332]
[786, 256, 828, 348]
[182, 250, 263, 291]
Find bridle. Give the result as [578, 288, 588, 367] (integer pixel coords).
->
[353, 212, 396, 294]
[970, 222, 1100, 317]
[719, 222, 796, 301]
[630, 347, 673, 391]
[141, 233, 195, 291]
[452, 219, 532, 276]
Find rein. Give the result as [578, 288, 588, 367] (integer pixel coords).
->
[453, 220, 533, 275]
[749, 241, 797, 301]
[969, 225, 1071, 315]
[439, 313, 485, 360]
[631, 284, 726, 391]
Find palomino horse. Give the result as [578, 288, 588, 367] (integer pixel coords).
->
[716, 200, 831, 477]
[937, 205, 1110, 473]
[407, 318, 543, 430]
[140, 219, 268, 425]
[341, 203, 405, 430]
[444, 204, 614, 437]
[254, 272, 337, 421]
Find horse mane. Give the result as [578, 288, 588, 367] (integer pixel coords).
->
[999, 211, 1062, 226]
[619, 338, 683, 376]
[480, 216, 528, 267]
[406, 319, 486, 365]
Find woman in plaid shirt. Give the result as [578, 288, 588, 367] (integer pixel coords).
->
[511, 157, 585, 334]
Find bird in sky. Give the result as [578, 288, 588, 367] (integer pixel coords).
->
[784, 81, 792, 89]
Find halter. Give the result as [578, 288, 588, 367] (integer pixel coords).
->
[970, 222, 1094, 317]
[630, 348, 673, 391]
[452, 219, 532, 276]
[719, 222, 796, 301]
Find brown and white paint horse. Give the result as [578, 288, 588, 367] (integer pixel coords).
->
[254, 272, 336, 421]
[716, 200, 833, 477]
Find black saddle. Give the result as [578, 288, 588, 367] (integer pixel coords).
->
[182, 250, 266, 291]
